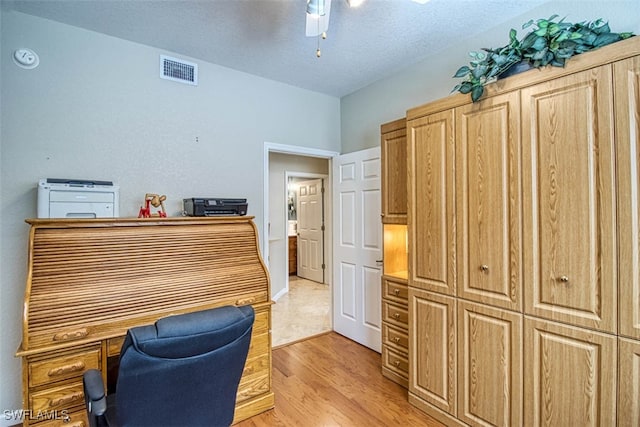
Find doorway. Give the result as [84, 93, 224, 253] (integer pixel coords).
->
[264, 143, 338, 347]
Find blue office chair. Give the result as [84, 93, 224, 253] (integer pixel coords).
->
[83, 305, 255, 427]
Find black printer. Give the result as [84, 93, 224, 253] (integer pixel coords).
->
[183, 198, 248, 216]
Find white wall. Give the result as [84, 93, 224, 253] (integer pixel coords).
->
[0, 10, 339, 424]
[341, 0, 640, 153]
[268, 153, 329, 299]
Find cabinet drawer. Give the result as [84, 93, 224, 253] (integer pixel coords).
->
[382, 323, 408, 352]
[29, 347, 101, 387]
[33, 409, 88, 427]
[30, 381, 85, 413]
[382, 346, 409, 378]
[383, 278, 408, 304]
[237, 360, 270, 404]
[383, 301, 408, 327]
[107, 336, 125, 356]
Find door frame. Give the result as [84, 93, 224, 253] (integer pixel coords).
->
[263, 142, 338, 300]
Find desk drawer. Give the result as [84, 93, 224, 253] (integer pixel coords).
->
[237, 352, 270, 403]
[32, 409, 88, 427]
[30, 381, 85, 414]
[29, 347, 101, 388]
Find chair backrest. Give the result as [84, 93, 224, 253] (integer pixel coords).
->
[114, 305, 255, 427]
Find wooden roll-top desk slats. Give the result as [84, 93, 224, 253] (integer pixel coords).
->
[17, 217, 274, 427]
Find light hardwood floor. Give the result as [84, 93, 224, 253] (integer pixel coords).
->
[236, 332, 444, 427]
[271, 276, 331, 347]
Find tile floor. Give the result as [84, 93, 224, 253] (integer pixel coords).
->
[271, 276, 331, 347]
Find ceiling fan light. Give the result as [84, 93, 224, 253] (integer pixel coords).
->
[346, 0, 365, 7]
[411, 0, 431, 4]
[307, 0, 326, 16]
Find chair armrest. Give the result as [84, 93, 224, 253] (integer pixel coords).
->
[83, 369, 107, 417]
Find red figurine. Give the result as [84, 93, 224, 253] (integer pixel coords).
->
[138, 193, 167, 218]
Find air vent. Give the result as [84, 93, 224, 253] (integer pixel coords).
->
[160, 55, 198, 86]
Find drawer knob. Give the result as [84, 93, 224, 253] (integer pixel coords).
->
[480, 264, 489, 272]
[393, 337, 400, 343]
[48, 361, 86, 377]
[394, 360, 401, 367]
[393, 313, 401, 319]
[559, 275, 569, 283]
[393, 289, 400, 296]
[53, 328, 88, 342]
[235, 297, 255, 305]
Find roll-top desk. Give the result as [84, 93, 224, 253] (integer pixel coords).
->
[16, 217, 274, 426]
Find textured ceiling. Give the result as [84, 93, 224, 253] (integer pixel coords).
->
[5, 0, 550, 97]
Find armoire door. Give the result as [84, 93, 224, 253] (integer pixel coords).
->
[457, 301, 522, 427]
[381, 118, 408, 224]
[618, 337, 640, 426]
[408, 109, 456, 296]
[521, 65, 617, 333]
[524, 317, 616, 426]
[456, 91, 522, 311]
[409, 287, 457, 417]
[615, 55, 640, 341]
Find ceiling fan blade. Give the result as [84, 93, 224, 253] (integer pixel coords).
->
[305, 0, 331, 37]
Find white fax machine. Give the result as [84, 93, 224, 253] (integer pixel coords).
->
[37, 178, 120, 218]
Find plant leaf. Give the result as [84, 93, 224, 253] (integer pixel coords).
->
[537, 19, 549, 29]
[520, 32, 538, 49]
[453, 66, 471, 78]
[534, 27, 548, 36]
[594, 22, 611, 34]
[509, 28, 518, 42]
[459, 82, 473, 94]
[530, 48, 548, 60]
[531, 36, 548, 51]
[471, 85, 484, 102]
[594, 33, 622, 47]
[471, 64, 489, 79]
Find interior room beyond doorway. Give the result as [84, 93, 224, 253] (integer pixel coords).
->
[266, 149, 334, 347]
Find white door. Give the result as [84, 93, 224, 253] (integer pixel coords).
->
[297, 179, 324, 283]
[333, 147, 382, 352]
